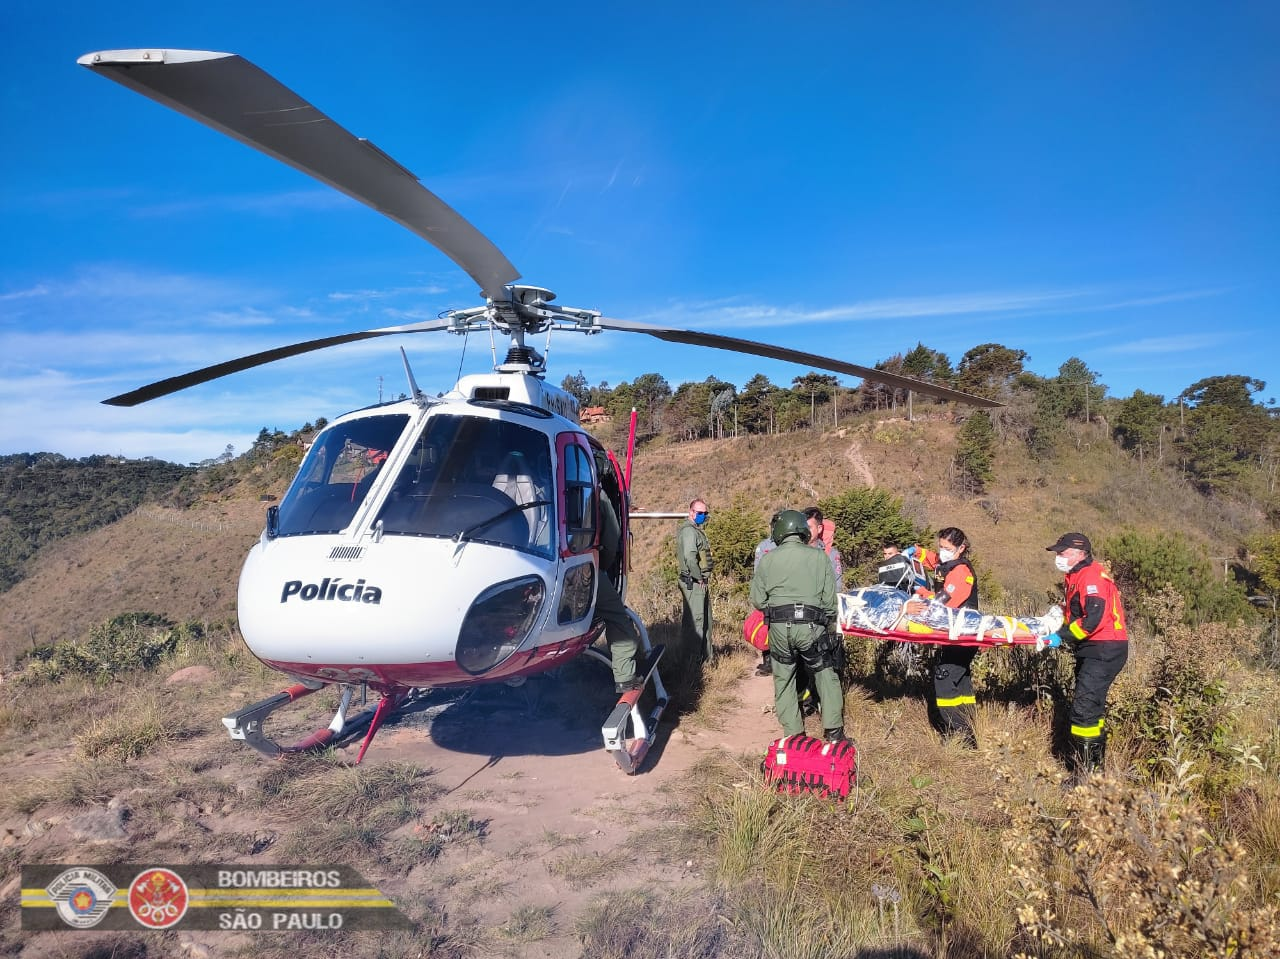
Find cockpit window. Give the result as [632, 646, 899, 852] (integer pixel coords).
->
[275, 414, 409, 536]
[375, 414, 554, 558]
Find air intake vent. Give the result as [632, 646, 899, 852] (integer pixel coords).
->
[472, 386, 510, 401]
[328, 546, 364, 561]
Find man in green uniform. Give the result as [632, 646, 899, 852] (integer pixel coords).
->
[677, 497, 714, 662]
[750, 509, 847, 742]
[596, 490, 642, 693]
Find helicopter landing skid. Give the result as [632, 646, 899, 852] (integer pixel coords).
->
[602, 644, 668, 775]
[222, 682, 386, 761]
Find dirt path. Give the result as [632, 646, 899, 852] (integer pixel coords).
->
[156, 653, 782, 958]
[844, 440, 875, 487]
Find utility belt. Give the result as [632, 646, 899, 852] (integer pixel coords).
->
[679, 572, 707, 588]
[765, 604, 832, 626]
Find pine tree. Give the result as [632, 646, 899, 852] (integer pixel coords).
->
[954, 410, 996, 494]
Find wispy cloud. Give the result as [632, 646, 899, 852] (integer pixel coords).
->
[0, 264, 259, 312]
[629, 289, 1093, 330]
[133, 189, 355, 219]
[0, 284, 50, 301]
[328, 284, 449, 302]
[624, 285, 1234, 333]
[1067, 288, 1231, 313]
[1104, 333, 1233, 355]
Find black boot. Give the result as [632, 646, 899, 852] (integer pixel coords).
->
[939, 713, 977, 749]
[755, 650, 772, 676]
[1066, 734, 1103, 786]
[799, 688, 818, 717]
[824, 727, 849, 744]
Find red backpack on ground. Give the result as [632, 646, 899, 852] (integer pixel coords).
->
[743, 608, 769, 651]
[762, 734, 858, 800]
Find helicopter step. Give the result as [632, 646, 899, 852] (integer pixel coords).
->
[601, 644, 668, 775]
[223, 681, 394, 762]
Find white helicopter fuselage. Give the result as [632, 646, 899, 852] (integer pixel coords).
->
[237, 374, 613, 690]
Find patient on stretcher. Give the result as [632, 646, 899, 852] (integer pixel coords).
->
[838, 586, 1064, 649]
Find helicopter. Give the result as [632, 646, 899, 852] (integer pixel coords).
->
[78, 48, 999, 773]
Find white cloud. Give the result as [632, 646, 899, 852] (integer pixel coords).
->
[629, 289, 1093, 330]
[1104, 333, 1231, 355]
[0, 284, 50, 301]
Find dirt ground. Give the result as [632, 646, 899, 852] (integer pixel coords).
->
[5, 649, 785, 958]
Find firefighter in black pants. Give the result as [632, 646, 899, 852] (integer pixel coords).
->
[905, 527, 979, 746]
[1047, 531, 1129, 782]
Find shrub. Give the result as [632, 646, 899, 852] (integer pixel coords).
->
[704, 497, 772, 590]
[1103, 528, 1252, 626]
[15, 613, 195, 684]
[818, 486, 922, 578]
[1000, 766, 1280, 957]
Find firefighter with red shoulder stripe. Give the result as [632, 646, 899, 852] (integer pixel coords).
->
[1047, 531, 1128, 782]
[905, 526, 980, 746]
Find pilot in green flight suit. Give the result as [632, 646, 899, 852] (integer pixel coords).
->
[596, 490, 641, 693]
[749, 509, 847, 742]
[676, 497, 714, 662]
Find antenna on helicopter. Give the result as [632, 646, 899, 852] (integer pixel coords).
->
[399, 347, 430, 409]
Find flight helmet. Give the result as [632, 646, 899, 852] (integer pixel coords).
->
[771, 509, 811, 544]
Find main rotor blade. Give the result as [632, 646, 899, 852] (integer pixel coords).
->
[78, 49, 520, 300]
[103, 318, 454, 407]
[593, 316, 1001, 408]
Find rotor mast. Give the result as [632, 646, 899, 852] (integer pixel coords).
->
[444, 285, 603, 377]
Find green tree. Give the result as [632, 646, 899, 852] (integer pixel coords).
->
[704, 498, 771, 592]
[791, 372, 839, 428]
[1027, 374, 1069, 457]
[1113, 390, 1168, 462]
[1056, 357, 1106, 422]
[664, 376, 734, 441]
[1175, 374, 1272, 495]
[737, 373, 778, 434]
[955, 343, 1028, 401]
[954, 410, 996, 494]
[630, 372, 672, 434]
[560, 370, 590, 404]
[818, 487, 922, 580]
[901, 342, 955, 383]
[1103, 529, 1252, 626]
[1248, 531, 1280, 597]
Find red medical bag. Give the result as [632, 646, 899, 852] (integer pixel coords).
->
[762, 734, 858, 800]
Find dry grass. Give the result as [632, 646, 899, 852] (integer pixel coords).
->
[547, 847, 631, 889]
[3, 413, 1279, 958]
[498, 903, 557, 942]
[75, 691, 199, 760]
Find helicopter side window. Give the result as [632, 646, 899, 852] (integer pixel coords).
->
[376, 414, 554, 558]
[561, 441, 596, 555]
[275, 414, 409, 537]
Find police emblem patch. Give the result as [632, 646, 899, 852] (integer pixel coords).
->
[47, 867, 116, 928]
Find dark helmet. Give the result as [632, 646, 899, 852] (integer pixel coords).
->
[771, 509, 811, 544]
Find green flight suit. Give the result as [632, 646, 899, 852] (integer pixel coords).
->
[750, 537, 843, 736]
[677, 519, 714, 662]
[596, 495, 638, 687]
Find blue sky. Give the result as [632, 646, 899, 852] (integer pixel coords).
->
[3, 2, 1278, 464]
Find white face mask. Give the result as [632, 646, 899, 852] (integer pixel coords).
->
[938, 548, 956, 563]
[1054, 555, 1072, 573]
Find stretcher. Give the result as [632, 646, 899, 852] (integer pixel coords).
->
[838, 586, 1063, 650]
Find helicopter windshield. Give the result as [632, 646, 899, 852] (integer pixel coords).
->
[274, 414, 410, 536]
[375, 413, 554, 558]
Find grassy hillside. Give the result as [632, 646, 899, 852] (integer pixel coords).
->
[1, 411, 1276, 958]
